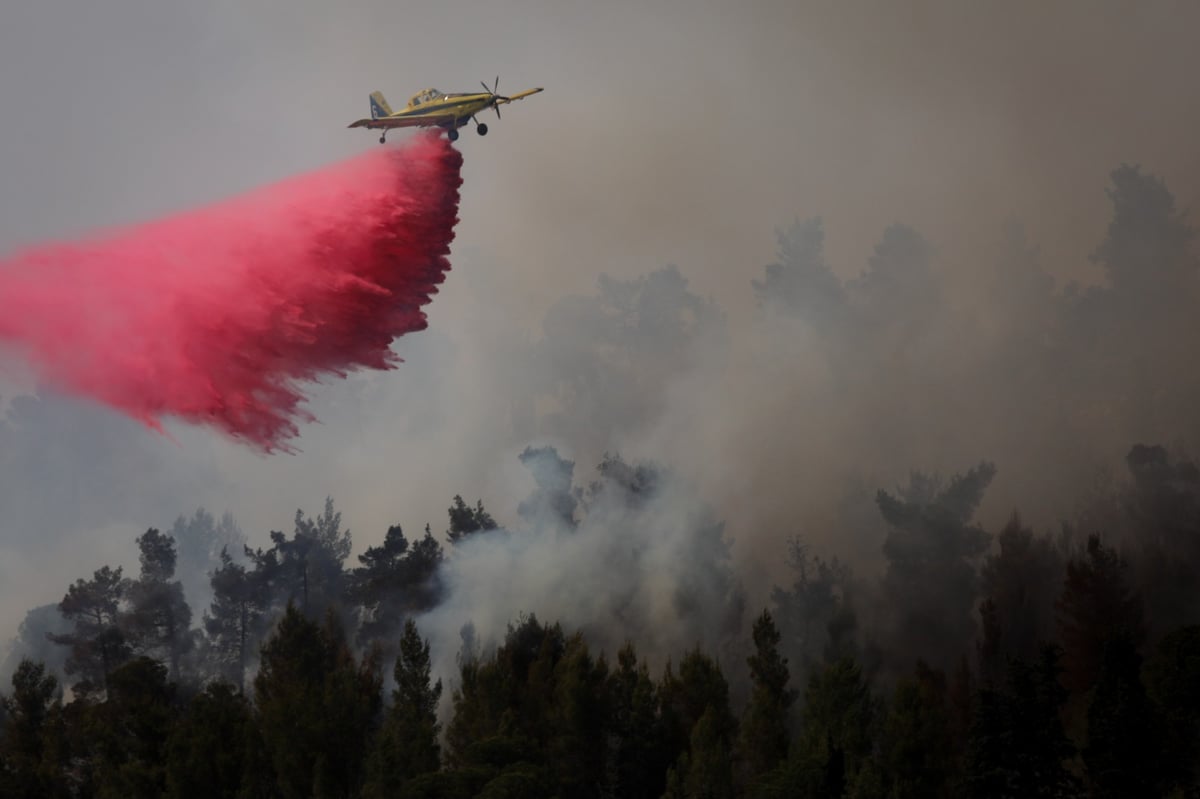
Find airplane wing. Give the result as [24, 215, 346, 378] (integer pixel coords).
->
[346, 116, 445, 130]
[496, 87, 544, 106]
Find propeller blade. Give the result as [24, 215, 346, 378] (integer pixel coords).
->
[481, 80, 493, 95]
[494, 75, 500, 94]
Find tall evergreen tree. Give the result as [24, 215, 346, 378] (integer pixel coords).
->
[738, 610, 797, 786]
[964, 646, 1081, 798]
[203, 547, 268, 691]
[364, 618, 443, 798]
[348, 525, 444, 648]
[604, 642, 664, 799]
[977, 513, 1063, 676]
[87, 656, 177, 798]
[1055, 534, 1145, 696]
[124, 528, 193, 681]
[0, 659, 68, 798]
[445, 495, 498, 544]
[253, 605, 382, 799]
[752, 216, 847, 332]
[1083, 635, 1162, 799]
[164, 681, 255, 799]
[878, 463, 996, 671]
[48, 565, 130, 697]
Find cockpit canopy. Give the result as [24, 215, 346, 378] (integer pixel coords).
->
[408, 88, 442, 107]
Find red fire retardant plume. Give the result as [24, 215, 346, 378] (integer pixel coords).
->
[0, 133, 463, 452]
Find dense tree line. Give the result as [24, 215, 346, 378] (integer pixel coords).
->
[1, 439, 1198, 797]
[3, 162, 1200, 796]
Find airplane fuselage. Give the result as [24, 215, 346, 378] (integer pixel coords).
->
[373, 92, 496, 129]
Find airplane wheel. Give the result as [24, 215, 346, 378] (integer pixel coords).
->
[477, 123, 489, 136]
[448, 128, 460, 141]
[379, 135, 386, 144]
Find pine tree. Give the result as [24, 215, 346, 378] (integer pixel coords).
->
[738, 609, 797, 785]
[253, 604, 382, 799]
[48, 565, 130, 697]
[364, 618, 443, 797]
[1083, 635, 1161, 798]
[124, 528, 193, 681]
[204, 547, 268, 692]
[445, 495, 498, 544]
[0, 659, 68, 798]
[164, 681, 254, 799]
[1055, 535, 1145, 696]
[604, 642, 664, 799]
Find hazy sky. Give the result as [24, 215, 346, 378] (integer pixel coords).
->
[1, 1, 1198, 650]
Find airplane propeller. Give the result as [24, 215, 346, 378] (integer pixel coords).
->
[480, 76, 511, 119]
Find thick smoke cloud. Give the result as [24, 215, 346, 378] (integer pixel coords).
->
[2, 1, 1200, 689]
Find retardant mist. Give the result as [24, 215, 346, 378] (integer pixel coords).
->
[0, 132, 463, 452]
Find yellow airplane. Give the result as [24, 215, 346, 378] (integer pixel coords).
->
[348, 77, 544, 143]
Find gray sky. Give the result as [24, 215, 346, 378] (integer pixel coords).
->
[2, 1, 1198, 651]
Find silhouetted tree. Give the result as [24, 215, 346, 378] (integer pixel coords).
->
[1143, 625, 1200, 795]
[364, 619, 443, 797]
[881, 661, 957, 798]
[977, 513, 1063, 681]
[771, 538, 852, 680]
[879, 462, 996, 671]
[445, 495, 498, 544]
[348, 525, 443, 648]
[753, 217, 847, 332]
[738, 609, 796, 786]
[253, 605, 382, 799]
[1083, 635, 1162, 798]
[164, 681, 253, 799]
[964, 646, 1080, 798]
[204, 547, 268, 691]
[0, 659, 68, 798]
[87, 656, 176, 798]
[604, 642, 664, 799]
[1055, 534, 1145, 697]
[124, 528, 193, 681]
[658, 646, 737, 784]
[49, 565, 130, 697]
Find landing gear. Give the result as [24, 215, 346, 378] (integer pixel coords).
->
[476, 123, 489, 136]
[379, 129, 388, 144]
[447, 128, 460, 141]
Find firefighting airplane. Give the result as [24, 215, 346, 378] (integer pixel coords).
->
[347, 77, 544, 143]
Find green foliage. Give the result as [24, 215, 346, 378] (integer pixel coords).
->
[204, 546, 269, 691]
[879, 462, 995, 671]
[1055, 534, 1145, 696]
[364, 618, 444, 797]
[48, 565, 131, 697]
[446, 495, 499, 544]
[604, 642, 665, 799]
[349, 524, 444, 647]
[164, 681, 253, 799]
[738, 609, 797, 785]
[770, 538, 853, 681]
[0, 659, 69, 798]
[879, 661, 958, 799]
[977, 514, 1064, 680]
[87, 656, 176, 798]
[964, 646, 1081, 798]
[252, 604, 382, 798]
[124, 528, 193, 681]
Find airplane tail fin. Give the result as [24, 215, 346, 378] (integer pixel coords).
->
[369, 91, 393, 119]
